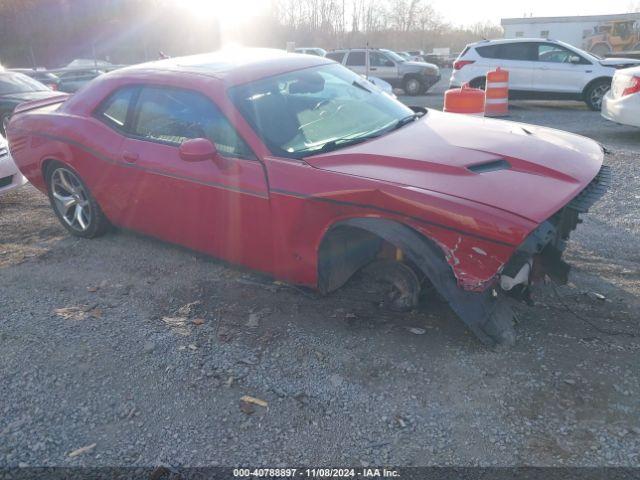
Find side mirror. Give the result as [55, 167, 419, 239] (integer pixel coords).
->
[179, 138, 217, 163]
[385, 60, 395, 67]
[569, 55, 581, 64]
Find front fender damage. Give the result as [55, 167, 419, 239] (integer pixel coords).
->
[338, 218, 516, 347]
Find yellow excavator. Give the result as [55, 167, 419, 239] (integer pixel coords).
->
[583, 20, 640, 57]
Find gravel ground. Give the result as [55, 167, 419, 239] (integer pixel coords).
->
[1, 84, 639, 468]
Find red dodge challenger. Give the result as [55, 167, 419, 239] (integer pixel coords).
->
[6, 49, 610, 346]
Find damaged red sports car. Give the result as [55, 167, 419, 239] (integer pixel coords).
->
[6, 49, 610, 346]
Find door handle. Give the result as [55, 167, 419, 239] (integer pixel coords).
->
[369, 67, 378, 71]
[122, 151, 139, 163]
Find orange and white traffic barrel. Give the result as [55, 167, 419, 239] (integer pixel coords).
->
[484, 67, 509, 117]
[443, 83, 485, 116]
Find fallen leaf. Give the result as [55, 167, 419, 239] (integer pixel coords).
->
[240, 395, 268, 408]
[68, 443, 96, 458]
[87, 286, 99, 293]
[191, 318, 205, 326]
[54, 306, 87, 321]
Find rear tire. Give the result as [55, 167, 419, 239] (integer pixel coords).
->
[403, 76, 423, 96]
[584, 79, 611, 111]
[45, 162, 110, 238]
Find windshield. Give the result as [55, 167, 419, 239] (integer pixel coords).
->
[382, 50, 406, 62]
[0, 73, 48, 95]
[229, 63, 413, 158]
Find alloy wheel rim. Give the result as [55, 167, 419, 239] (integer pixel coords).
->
[51, 168, 91, 232]
[591, 85, 608, 110]
[407, 79, 420, 94]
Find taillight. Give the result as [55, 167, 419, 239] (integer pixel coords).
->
[622, 76, 640, 97]
[453, 60, 475, 70]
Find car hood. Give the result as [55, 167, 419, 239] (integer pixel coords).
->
[0, 90, 56, 103]
[403, 60, 439, 70]
[305, 110, 604, 224]
[599, 57, 640, 68]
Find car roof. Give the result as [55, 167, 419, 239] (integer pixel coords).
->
[114, 48, 331, 86]
[330, 48, 386, 52]
[470, 38, 559, 47]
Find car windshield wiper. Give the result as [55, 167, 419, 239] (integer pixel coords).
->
[315, 134, 380, 154]
[352, 80, 372, 93]
[391, 112, 423, 131]
[300, 131, 385, 156]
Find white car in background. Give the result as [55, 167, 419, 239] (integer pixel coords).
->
[365, 76, 396, 97]
[602, 66, 640, 128]
[450, 38, 640, 110]
[294, 47, 327, 57]
[0, 134, 27, 196]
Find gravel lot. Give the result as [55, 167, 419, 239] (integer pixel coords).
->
[1, 74, 639, 468]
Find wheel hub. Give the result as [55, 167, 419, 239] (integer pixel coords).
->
[50, 168, 92, 232]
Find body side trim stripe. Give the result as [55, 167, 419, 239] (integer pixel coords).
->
[20, 130, 519, 248]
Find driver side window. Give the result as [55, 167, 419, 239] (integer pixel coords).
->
[537, 44, 586, 64]
[131, 86, 255, 159]
[370, 52, 392, 67]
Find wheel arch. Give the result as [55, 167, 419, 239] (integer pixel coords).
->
[582, 76, 612, 98]
[316, 217, 515, 346]
[41, 158, 62, 180]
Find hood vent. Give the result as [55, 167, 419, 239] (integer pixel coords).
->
[467, 158, 511, 174]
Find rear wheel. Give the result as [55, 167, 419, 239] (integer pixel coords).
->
[584, 79, 610, 111]
[46, 163, 110, 238]
[403, 76, 423, 96]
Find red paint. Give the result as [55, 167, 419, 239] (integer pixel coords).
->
[7, 50, 604, 293]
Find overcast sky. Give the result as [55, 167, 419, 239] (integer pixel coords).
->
[430, 0, 640, 26]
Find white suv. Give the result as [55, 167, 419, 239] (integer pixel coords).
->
[450, 38, 640, 110]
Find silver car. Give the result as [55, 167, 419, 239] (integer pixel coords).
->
[326, 48, 440, 95]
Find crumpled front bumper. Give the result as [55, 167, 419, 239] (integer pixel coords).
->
[500, 163, 611, 296]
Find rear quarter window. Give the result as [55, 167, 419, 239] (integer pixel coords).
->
[475, 45, 499, 58]
[95, 86, 138, 130]
[477, 43, 536, 61]
[326, 52, 345, 63]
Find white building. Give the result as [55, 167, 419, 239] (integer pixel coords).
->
[501, 12, 640, 55]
